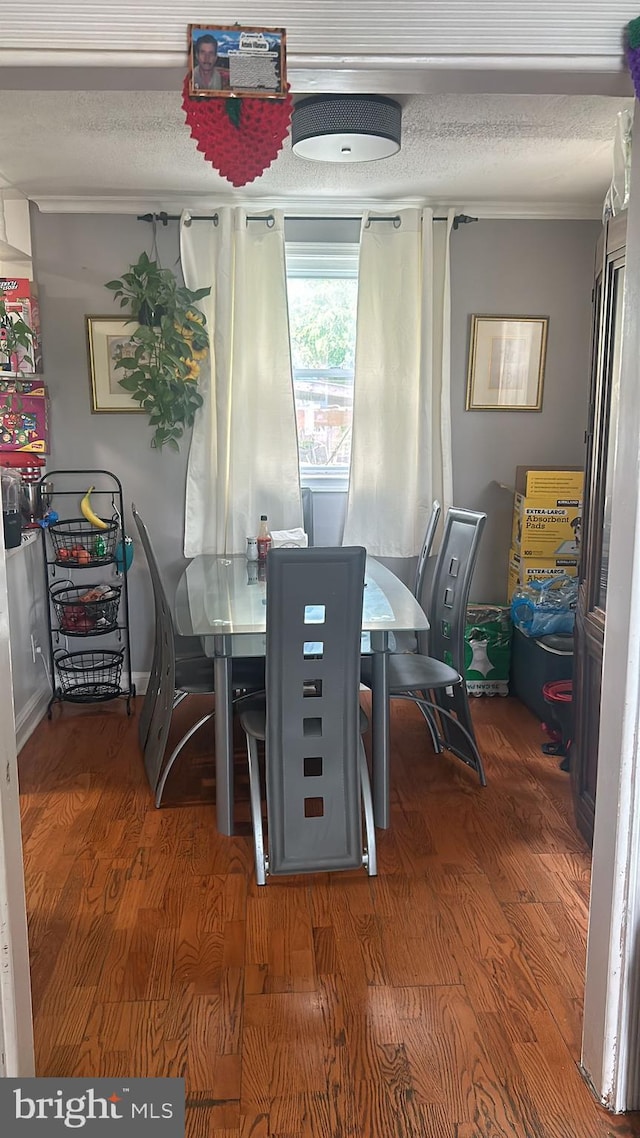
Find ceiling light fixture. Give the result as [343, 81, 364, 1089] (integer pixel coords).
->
[291, 94, 402, 163]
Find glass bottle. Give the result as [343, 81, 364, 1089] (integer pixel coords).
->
[257, 514, 272, 561]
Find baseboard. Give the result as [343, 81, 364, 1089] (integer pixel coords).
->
[14, 685, 51, 753]
[132, 671, 149, 696]
[14, 672, 151, 752]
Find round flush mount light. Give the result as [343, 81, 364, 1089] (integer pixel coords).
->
[291, 94, 402, 163]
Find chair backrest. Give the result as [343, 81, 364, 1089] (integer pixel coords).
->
[131, 504, 176, 774]
[428, 507, 487, 672]
[413, 499, 442, 602]
[264, 546, 366, 876]
[301, 487, 315, 547]
[131, 504, 176, 655]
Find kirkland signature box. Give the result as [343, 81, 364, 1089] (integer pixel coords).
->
[507, 549, 579, 602]
[511, 495, 583, 558]
[511, 467, 584, 560]
[514, 467, 584, 499]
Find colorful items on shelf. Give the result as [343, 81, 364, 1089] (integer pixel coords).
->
[0, 278, 43, 375]
[0, 386, 48, 452]
[0, 280, 48, 454]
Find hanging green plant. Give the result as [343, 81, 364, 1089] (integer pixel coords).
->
[105, 251, 211, 451]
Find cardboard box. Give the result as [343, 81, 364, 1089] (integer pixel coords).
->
[507, 548, 578, 602]
[515, 466, 584, 499]
[512, 493, 582, 558]
[0, 278, 43, 375]
[464, 604, 512, 696]
[0, 387, 48, 452]
[511, 467, 584, 557]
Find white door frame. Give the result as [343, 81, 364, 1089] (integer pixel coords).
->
[0, 101, 639, 1110]
[581, 105, 640, 1110]
[0, 517, 35, 1076]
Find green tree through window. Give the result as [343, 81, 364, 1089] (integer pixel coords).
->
[286, 251, 358, 476]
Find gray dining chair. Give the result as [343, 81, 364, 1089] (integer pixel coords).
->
[301, 486, 315, 546]
[238, 546, 376, 885]
[361, 506, 487, 786]
[392, 499, 442, 655]
[132, 504, 264, 807]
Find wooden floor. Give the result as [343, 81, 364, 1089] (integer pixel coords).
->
[17, 694, 640, 1138]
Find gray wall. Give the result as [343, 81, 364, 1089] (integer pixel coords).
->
[31, 210, 600, 674]
[31, 212, 188, 674]
[450, 219, 599, 602]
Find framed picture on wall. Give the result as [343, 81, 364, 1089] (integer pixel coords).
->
[466, 315, 549, 411]
[188, 24, 287, 99]
[86, 316, 145, 413]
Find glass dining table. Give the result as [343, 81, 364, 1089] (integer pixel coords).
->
[174, 554, 429, 836]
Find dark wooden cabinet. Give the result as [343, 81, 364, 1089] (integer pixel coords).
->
[572, 213, 626, 847]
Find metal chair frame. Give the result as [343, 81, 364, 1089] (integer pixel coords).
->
[363, 506, 487, 785]
[132, 505, 263, 807]
[239, 546, 376, 884]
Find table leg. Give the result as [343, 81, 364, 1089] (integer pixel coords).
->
[214, 639, 234, 836]
[370, 631, 390, 829]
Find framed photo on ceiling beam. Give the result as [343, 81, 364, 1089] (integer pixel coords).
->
[465, 315, 549, 411]
[188, 24, 287, 99]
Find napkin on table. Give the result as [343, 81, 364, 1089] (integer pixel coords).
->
[270, 527, 309, 548]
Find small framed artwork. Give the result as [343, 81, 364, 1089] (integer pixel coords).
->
[86, 316, 145, 413]
[188, 24, 287, 99]
[466, 315, 549, 411]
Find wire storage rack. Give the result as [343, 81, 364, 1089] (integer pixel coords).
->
[40, 469, 135, 715]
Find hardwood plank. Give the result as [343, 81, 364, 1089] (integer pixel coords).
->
[18, 695, 640, 1138]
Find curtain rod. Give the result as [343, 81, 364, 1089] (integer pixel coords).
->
[137, 211, 477, 230]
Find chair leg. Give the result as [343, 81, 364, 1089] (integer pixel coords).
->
[415, 695, 442, 753]
[154, 711, 215, 807]
[358, 741, 377, 876]
[395, 693, 487, 786]
[246, 735, 267, 885]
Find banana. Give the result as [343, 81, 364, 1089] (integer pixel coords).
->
[80, 486, 108, 530]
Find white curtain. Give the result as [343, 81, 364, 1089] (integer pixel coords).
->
[180, 207, 302, 557]
[343, 207, 454, 557]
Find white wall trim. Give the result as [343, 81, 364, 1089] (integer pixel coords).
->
[581, 111, 640, 1111]
[30, 195, 604, 221]
[14, 687, 51, 756]
[0, 50, 630, 73]
[0, 537, 35, 1076]
[133, 671, 150, 696]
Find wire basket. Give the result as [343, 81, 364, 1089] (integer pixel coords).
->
[51, 581, 122, 636]
[48, 518, 119, 566]
[54, 648, 124, 702]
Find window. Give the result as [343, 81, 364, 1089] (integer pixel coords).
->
[286, 243, 359, 482]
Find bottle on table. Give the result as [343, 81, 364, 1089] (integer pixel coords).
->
[257, 514, 272, 561]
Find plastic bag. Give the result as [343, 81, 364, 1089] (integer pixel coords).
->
[510, 575, 578, 638]
[603, 108, 633, 222]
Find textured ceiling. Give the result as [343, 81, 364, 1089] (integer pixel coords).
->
[0, 90, 631, 215]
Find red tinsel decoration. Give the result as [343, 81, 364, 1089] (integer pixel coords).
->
[182, 76, 293, 187]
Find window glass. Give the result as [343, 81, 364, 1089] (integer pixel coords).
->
[286, 244, 359, 478]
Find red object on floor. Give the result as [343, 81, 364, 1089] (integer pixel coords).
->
[543, 679, 573, 703]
